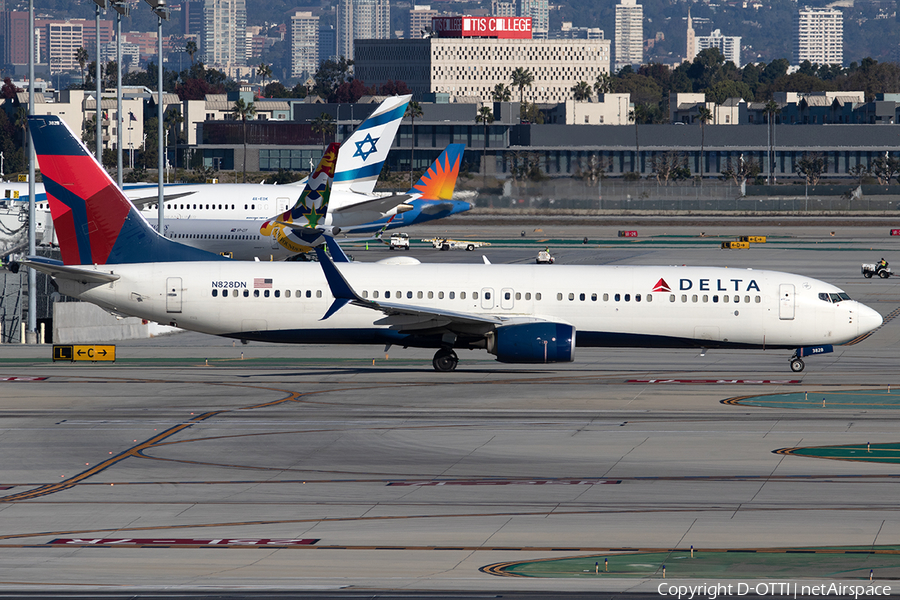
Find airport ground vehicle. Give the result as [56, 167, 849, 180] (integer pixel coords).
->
[425, 238, 490, 251]
[388, 233, 410, 250]
[536, 250, 554, 264]
[862, 263, 893, 278]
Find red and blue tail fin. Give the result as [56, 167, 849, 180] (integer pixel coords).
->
[28, 115, 225, 265]
[407, 144, 465, 200]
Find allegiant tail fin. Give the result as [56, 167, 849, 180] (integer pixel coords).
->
[408, 144, 465, 200]
[28, 115, 226, 265]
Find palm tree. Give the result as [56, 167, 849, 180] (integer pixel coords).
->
[763, 100, 780, 184]
[510, 67, 533, 119]
[231, 98, 256, 183]
[491, 83, 511, 102]
[405, 101, 423, 183]
[476, 105, 494, 186]
[185, 40, 198, 65]
[311, 112, 336, 150]
[627, 104, 649, 174]
[256, 63, 273, 95]
[593, 73, 612, 95]
[75, 46, 89, 89]
[572, 81, 592, 102]
[14, 106, 27, 149]
[696, 106, 713, 179]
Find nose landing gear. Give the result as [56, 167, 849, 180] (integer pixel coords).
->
[789, 344, 834, 373]
[790, 357, 805, 372]
[432, 348, 459, 372]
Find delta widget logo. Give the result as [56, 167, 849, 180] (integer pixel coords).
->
[652, 278, 671, 292]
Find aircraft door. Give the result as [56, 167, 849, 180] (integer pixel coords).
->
[500, 288, 514, 310]
[277, 197, 291, 212]
[481, 288, 494, 309]
[166, 277, 183, 313]
[778, 284, 795, 320]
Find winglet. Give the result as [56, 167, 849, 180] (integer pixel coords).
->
[314, 243, 365, 320]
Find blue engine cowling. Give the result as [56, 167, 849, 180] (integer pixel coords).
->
[487, 322, 576, 363]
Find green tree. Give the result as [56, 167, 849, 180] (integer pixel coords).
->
[510, 67, 534, 112]
[795, 152, 826, 186]
[231, 98, 256, 183]
[491, 83, 511, 102]
[256, 63, 273, 93]
[405, 101, 424, 182]
[763, 100, 780, 183]
[696, 106, 713, 178]
[475, 105, 494, 185]
[75, 46, 89, 89]
[593, 73, 612, 95]
[185, 40, 198, 65]
[311, 112, 336, 150]
[571, 81, 592, 101]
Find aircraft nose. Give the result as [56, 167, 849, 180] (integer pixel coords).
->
[858, 303, 883, 335]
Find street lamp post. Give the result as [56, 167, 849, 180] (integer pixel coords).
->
[144, 0, 168, 233]
[111, 0, 128, 188]
[92, 0, 106, 163]
[26, 0, 35, 344]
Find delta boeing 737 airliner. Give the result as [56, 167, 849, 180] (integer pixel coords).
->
[16, 115, 883, 372]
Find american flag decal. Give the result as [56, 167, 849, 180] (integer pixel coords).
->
[254, 278, 273, 288]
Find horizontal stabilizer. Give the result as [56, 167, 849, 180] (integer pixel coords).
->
[19, 256, 119, 284]
[330, 194, 412, 214]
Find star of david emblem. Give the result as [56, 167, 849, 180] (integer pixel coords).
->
[353, 133, 379, 161]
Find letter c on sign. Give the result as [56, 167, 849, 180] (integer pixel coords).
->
[658, 584, 668, 595]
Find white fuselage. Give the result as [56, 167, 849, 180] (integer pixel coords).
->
[52, 262, 881, 353]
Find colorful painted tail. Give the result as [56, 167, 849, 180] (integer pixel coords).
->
[407, 144, 465, 200]
[28, 115, 225, 265]
[259, 142, 339, 252]
[331, 94, 411, 196]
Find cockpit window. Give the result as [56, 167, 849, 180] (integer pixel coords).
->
[839, 293, 851, 301]
[821, 292, 851, 303]
[819, 293, 831, 303]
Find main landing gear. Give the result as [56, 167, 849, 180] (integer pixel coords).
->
[432, 348, 459, 372]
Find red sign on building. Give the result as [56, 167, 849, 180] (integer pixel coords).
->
[432, 16, 532, 39]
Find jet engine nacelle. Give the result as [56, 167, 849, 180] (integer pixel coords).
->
[487, 322, 575, 363]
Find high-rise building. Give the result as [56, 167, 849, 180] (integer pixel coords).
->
[685, 8, 695, 63]
[491, 0, 516, 17]
[289, 11, 319, 79]
[318, 25, 335, 65]
[336, 0, 390, 61]
[695, 29, 741, 67]
[518, 0, 548, 36]
[201, 0, 247, 69]
[794, 6, 842, 65]
[408, 5, 438, 39]
[614, 0, 642, 71]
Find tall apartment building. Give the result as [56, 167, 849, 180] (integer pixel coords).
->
[355, 36, 611, 104]
[408, 5, 438, 39]
[1, 13, 113, 66]
[201, 0, 247, 69]
[517, 0, 548, 36]
[794, 6, 843, 65]
[336, 0, 390, 60]
[695, 29, 741, 67]
[319, 25, 335, 65]
[491, 0, 516, 17]
[289, 11, 319, 79]
[614, 0, 642, 71]
[48, 22, 83, 74]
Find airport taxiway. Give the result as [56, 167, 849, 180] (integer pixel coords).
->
[1, 222, 900, 594]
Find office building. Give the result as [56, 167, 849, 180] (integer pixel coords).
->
[201, 0, 247, 69]
[318, 25, 335, 64]
[289, 11, 319, 79]
[47, 21, 83, 74]
[794, 6, 842, 65]
[695, 29, 741, 67]
[336, 0, 390, 61]
[614, 0, 642, 71]
[408, 5, 438, 39]
[518, 0, 548, 36]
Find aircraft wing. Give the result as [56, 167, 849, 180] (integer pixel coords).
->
[125, 190, 197, 209]
[16, 256, 120, 284]
[313, 240, 543, 336]
[329, 194, 414, 214]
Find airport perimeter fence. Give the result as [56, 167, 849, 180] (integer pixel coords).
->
[466, 180, 900, 212]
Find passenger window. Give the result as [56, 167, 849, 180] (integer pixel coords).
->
[254, 290, 260, 297]
[417, 291, 423, 299]
[516, 292, 521, 300]
[624, 294, 630, 301]
[536, 293, 541, 301]
[703, 295, 709, 302]
[316, 291, 322, 298]
[428, 291, 434, 299]
[286, 290, 292, 298]
[461, 292, 466, 299]
[306, 290, 312, 298]
[636, 294, 641, 302]
[723, 295, 729, 303]
[603, 293, 609, 301]
[439, 291, 444, 299]
[504, 292, 510, 300]
[264, 290, 270, 298]
[232, 289, 238, 297]
[755, 296, 761, 303]
[713, 295, 718, 303]
[485, 291, 491, 299]
[568, 293, 574, 301]
[243, 290, 249, 297]
[744, 295, 750, 303]
[473, 292, 479, 299]
[385, 291, 391, 298]
[449, 292, 455, 299]
[579, 293, 585, 301]
[362, 291, 367, 298]
[373, 291, 379, 298]
[212, 289, 218, 297]
[591, 293, 597, 301]
[557, 293, 563, 301]
[407, 291, 413, 299]
[615, 294, 620, 301]
[274, 290, 281, 298]
[692, 295, 698, 302]
[396, 291, 401, 298]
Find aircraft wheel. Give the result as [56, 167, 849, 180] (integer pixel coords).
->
[879, 270, 890, 278]
[433, 349, 459, 372]
[790, 358, 805, 373]
[864, 271, 873, 278]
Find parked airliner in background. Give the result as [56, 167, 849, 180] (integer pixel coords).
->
[16, 114, 884, 372]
